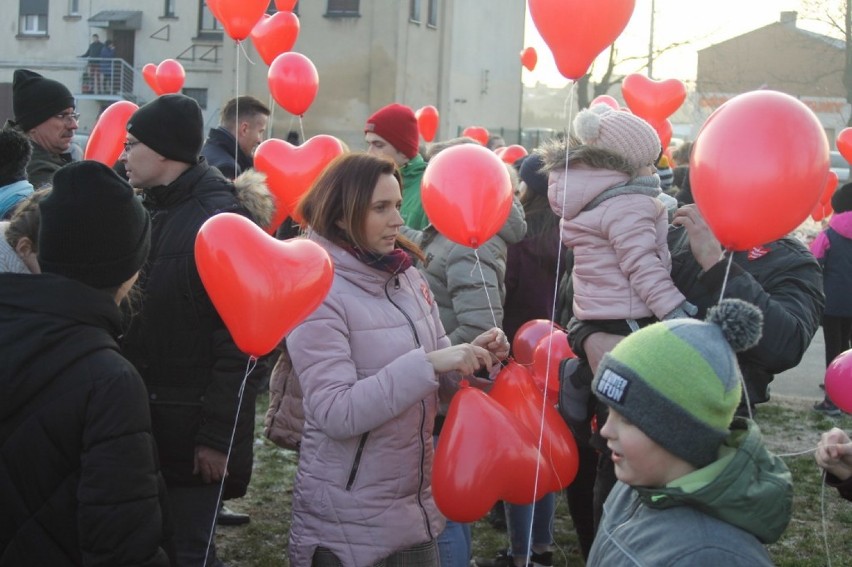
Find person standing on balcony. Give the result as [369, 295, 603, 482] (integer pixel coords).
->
[79, 33, 104, 94]
[100, 39, 116, 94]
[5, 69, 79, 189]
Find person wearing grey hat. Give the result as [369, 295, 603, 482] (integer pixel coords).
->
[0, 160, 173, 566]
[5, 69, 79, 189]
[120, 93, 275, 565]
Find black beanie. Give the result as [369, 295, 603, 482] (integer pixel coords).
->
[13, 69, 76, 132]
[519, 153, 549, 197]
[126, 94, 203, 164]
[831, 182, 852, 214]
[38, 161, 151, 289]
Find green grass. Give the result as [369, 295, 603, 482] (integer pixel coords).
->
[217, 395, 852, 566]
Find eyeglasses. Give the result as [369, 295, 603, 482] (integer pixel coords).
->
[123, 140, 141, 152]
[54, 112, 81, 124]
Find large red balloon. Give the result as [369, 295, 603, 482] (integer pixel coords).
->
[520, 47, 538, 72]
[84, 101, 139, 165]
[251, 11, 300, 66]
[622, 74, 687, 122]
[254, 135, 345, 230]
[415, 105, 439, 142]
[489, 362, 579, 493]
[837, 128, 852, 163]
[275, 0, 298, 10]
[268, 52, 319, 116]
[690, 91, 829, 250]
[210, 0, 268, 41]
[499, 145, 528, 165]
[531, 329, 575, 402]
[590, 94, 619, 110]
[433, 385, 552, 522]
[462, 126, 490, 146]
[421, 144, 513, 248]
[156, 59, 185, 95]
[529, 0, 635, 80]
[825, 349, 852, 413]
[142, 63, 162, 95]
[513, 319, 560, 366]
[194, 213, 334, 357]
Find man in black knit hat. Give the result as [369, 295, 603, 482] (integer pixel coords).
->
[5, 69, 79, 189]
[120, 94, 274, 566]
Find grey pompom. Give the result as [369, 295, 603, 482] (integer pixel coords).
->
[573, 104, 610, 145]
[706, 299, 763, 352]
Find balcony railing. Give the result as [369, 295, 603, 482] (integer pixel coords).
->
[77, 57, 137, 99]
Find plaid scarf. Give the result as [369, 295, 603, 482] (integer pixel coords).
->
[343, 244, 413, 275]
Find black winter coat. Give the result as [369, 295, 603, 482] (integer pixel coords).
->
[200, 127, 252, 180]
[0, 274, 172, 566]
[122, 161, 263, 499]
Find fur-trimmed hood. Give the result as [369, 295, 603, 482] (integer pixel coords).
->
[537, 138, 636, 177]
[233, 168, 275, 229]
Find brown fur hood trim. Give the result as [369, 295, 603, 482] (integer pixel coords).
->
[234, 168, 275, 229]
[536, 138, 636, 176]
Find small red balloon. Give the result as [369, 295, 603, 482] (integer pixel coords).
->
[513, 319, 560, 366]
[415, 105, 439, 142]
[194, 213, 334, 357]
[421, 144, 513, 248]
[268, 52, 319, 116]
[622, 74, 687, 122]
[275, 0, 298, 10]
[590, 94, 619, 110]
[531, 329, 575, 402]
[648, 117, 672, 150]
[211, 0, 268, 41]
[251, 11, 300, 66]
[84, 101, 139, 165]
[462, 126, 490, 146]
[520, 47, 538, 71]
[155, 59, 185, 95]
[837, 128, 852, 163]
[825, 349, 852, 414]
[142, 63, 162, 95]
[499, 144, 528, 165]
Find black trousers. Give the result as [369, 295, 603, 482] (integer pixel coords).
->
[823, 315, 852, 368]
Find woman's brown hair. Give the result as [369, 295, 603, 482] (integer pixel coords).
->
[296, 152, 424, 260]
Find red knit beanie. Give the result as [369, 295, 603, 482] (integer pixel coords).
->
[364, 103, 419, 159]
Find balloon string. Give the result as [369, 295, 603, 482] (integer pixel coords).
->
[233, 41, 240, 175]
[822, 469, 833, 567]
[267, 94, 276, 139]
[472, 248, 499, 330]
[203, 356, 257, 567]
[298, 116, 306, 146]
[237, 39, 256, 65]
[717, 251, 734, 302]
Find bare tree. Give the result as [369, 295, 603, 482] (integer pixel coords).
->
[801, 0, 852, 124]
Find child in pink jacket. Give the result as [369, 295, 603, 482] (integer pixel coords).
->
[543, 105, 694, 371]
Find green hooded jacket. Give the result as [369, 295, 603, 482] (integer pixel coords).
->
[400, 154, 428, 230]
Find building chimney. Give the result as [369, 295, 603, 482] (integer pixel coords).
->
[780, 11, 797, 26]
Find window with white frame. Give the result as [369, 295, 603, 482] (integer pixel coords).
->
[19, 0, 48, 35]
[427, 0, 438, 27]
[68, 0, 80, 15]
[199, 0, 223, 34]
[409, 0, 421, 22]
[164, 0, 176, 17]
[326, 0, 359, 17]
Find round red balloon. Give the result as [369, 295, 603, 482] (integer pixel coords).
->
[837, 128, 852, 163]
[210, 0, 268, 41]
[275, 0, 298, 10]
[529, 0, 635, 80]
[590, 95, 619, 110]
[622, 74, 687, 122]
[690, 91, 829, 250]
[531, 329, 575, 401]
[156, 59, 185, 95]
[825, 349, 852, 413]
[84, 101, 139, 165]
[513, 319, 560, 366]
[195, 213, 334, 357]
[251, 12, 300, 66]
[421, 144, 513, 248]
[520, 47, 538, 72]
[142, 63, 162, 95]
[268, 52, 319, 116]
[500, 145, 528, 165]
[462, 126, 490, 146]
[415, 105, 439, 142]
[254, 135, 345, 231]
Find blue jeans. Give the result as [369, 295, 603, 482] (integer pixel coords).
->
[507, 492, 555, 559]
[168, 483, 226, 567]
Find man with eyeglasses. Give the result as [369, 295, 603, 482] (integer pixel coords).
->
[5, 69, 79, 189]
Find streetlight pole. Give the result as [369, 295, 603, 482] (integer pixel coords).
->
[648, 0, 656, 79]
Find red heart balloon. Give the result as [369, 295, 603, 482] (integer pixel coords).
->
[275, 0, 298, 10]
[822, 170, 839, 205]
[462, 126, 490, 146]
[251, 11, 300, 66]
[421, 144, 513, 248]
[268, 52, 319, 116]
[691, 90, 829, 250]
[254, 135, 345, 231]
[512, 319, 560, 366]
[142, 63, 162, 95]
[84, 101, 139, 165]
[489, 362, 579, 493]
[520, 46, 538, 72]
[590, 94, 619, 110]
[433, 385, 550, 522]
[532, 329, 575, 402]
[156, 59, 185, 94]
[499, 144, 528, 165]
[211, 0, 268, 41]
[194, 213, 334, 357]
[529, 0, 635, 80]
[622, 74, 687, 122]
[838, 128, 852, 163]
[415, 105, 439, 142]
[648, 117, 672, 150]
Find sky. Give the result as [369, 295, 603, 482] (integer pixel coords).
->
[523, 0, 811, 87]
